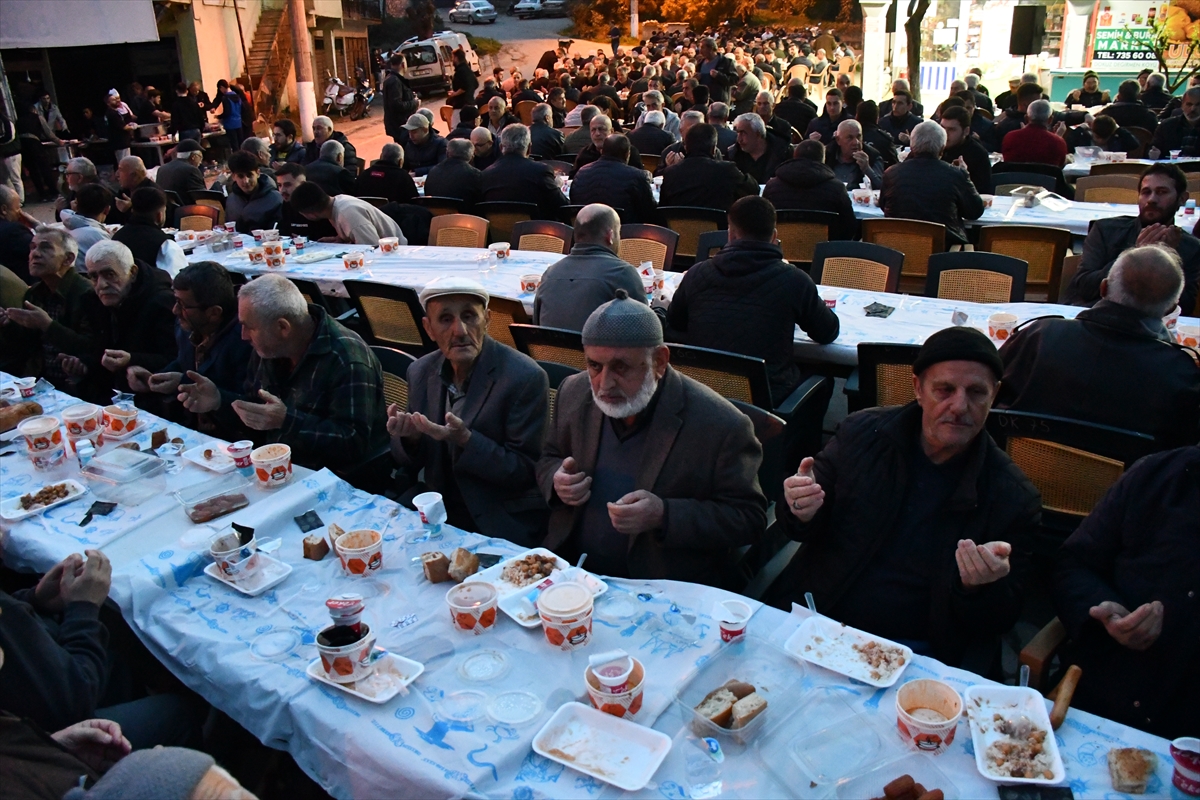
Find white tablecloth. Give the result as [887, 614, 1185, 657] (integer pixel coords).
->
[1062, 156, 1200, 180]
[852, 194, 1136, 237]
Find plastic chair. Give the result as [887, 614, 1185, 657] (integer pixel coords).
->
[516, 100, 537, 126]
[486, 296, 531, 349]
[1058, 254, 1081, 303]
[1088, 161, 1147, 176]
[513, 219, 573, 254]
[991, 173, 1056, 193]
[618, 223, 678, 272]
[860, 218, 945, 287]
[509, 324, 587, 371]
[1075, 174, 1139, 204]
[439, 105, 454, 131]
[992, 161, 1071, 197]
[810, 241, 903, 293]
[191, 188, 227, 207]
[358, 196, 389, 209]
[412, 196, 464, 217]
[1125, 126, 1153, 158]
[344, 280, 435, 357]
[925, 251, 1028, 303]
[695, 229, 728, 261]
[844, 343, 921, 413]
[977, 225, 1071, 302]
[428, 213, 489, 249]
[658, 206, 728, 266]
[175, 204, 219, 231]
[371, 346, 417, 409]
[476, 201, 537, 244]
[775, 209, 836, 265]
[640, 153, 661, 173]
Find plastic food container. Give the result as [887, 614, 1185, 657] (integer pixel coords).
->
[82, 447, 166, 483]
[174, 473, 252, 523]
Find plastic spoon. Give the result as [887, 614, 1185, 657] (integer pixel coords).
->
[805, 591, 817, 615]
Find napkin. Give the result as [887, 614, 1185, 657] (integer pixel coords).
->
[864, 302, 895, 318]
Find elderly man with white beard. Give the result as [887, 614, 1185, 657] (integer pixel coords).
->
[536, 290, 767, 587]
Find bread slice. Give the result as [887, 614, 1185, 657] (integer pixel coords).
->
[1108, 748, 1156, 794]
[730, 691, 767, 728]
[422, 551, 451, 583]
[695, 688, 737, 728]
[327, 522, 346, 553]
[447, 547, 480, 582]
[302, 534, 329, 561]
[722, 679, 757, 700]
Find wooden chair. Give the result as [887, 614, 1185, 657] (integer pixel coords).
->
[658, 206, 728, 267]
[515, 100, 537, 126]
[810, 241, 904, 293]
[412, 196, 464, 217]
[860, 218, 945, 291]
[537, 359, 581, 429]
[358, 196, 389, 209]
[344, 280, 435, 357]
[486, 296, 530, 349]
[1059, 254, 1081, 303]
[288, 278, 329, 312]
[925, 251, 1028, 303]
[509, 324, 587, 371]
[1187, 175, 1200, 195]
[371, 346, 417, 410]
[475, 201, 537, 244]
[993, 161, 1070, 197]
[695, 229, 728, 261]
[844, 343, 921, 413]
[1125, 125, 1153, 158]
[640, 153, 661, 173]
[191, 188, 227, 207]
[775, 209, 836, 265]
[1075, 174, 1139, 204]
[439, 105, 454, 131]
[618, 223, 678, 272]
[977, 225, 1072, 302]
[428, 213, 489, 249]
[513, 219, 573, 254]
[175, 204, 219, 231]
[1087, 161, 1147, 177]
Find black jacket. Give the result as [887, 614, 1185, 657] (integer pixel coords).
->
[480, 153, 565, 219]
[570, 142, 644, 178]
[727, 139, 786, 184]
[627, 124, 675, 156]
[1139, 86, 1173, 110]
[762, 158, 859, 241]
[942, 135, 993, 196]
[303, 159, 356, 197]
[805, 110, 853, 144]
[0, 220, 33, 282]
[529, 121, 565, 159]
[998, 300, 1200, 448]
[775, 98, 816, 135]
[569, 156, 659, 224]
[404, 133, 448, 177]
[1054, 445, 1200, 740]
[879, 154, 984, 245]
[382, 69, 418, 141]
[1150, 113, 1200, 157]
[1066, 215, 1200, 314]
[773, 403, 1041, 666]
[111, 219, 170, 271]
[154, 157, 206, 204]
[666, 238, 839, 403]
[279, 201, 337, 240]
[1099, 100, 1158, 132]
[659, 154, 758, 211]
[304, 131, 358, 173]
[424, 157, 483, 210]
[168, 94, 205, 134]
[353, 159, 418, 203]
[225, 173, 283, 234]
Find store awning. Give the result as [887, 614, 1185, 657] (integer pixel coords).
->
[0, 0, 159, 50]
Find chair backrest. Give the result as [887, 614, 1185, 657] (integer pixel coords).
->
[857, 343, 921, 409]
[618, 223, 679, 272]
[991, 173, 1056, 193]
[811, 240, 904, 293]
[729, 398, 788, 499]
[640, 153, 661, 173]
[344, 280, 434, 356]
[1125, 125, 1153, 157]
[487, 296, 531, 348]
[775, 209, 836, 264]
[1187, 175, 1200, 195]
[976, 225, 1071, 302]
[509, 324, 587, 370]
[358, 196, 389, 209]
[541, 160, 575, 176]
[371, 345, 417, 409]
[987, 409, 1158, 518]
[413, 196, 464, 217]
[515, 100, 537, 126]
[476, 201, 537, 244]
[439, 105, 454, 129]
[1075, 174, 1140, 204]
[428, 213, 489, 249]
[787, 64, 810, 84]
[860, 218, 945, 279]
[513, 219, 573, 254]
[695, 229, 728, 261]
[537, 359, 581, 429]
[288, 278, 328, 311]
[658, 206, 728, 261]
[1086, 160, 1147, 177]
[192, 197, 226, 225]
[175, 204, 219, 230]
[668, 343, 773, 409]
[926, 251, 1029, 303]
[1059, 254, 1081, 303]
[191, 189, 227, 206]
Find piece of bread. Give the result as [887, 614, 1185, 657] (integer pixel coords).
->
[327, 523, 346, 554]
[722, 679, 756, 700]
[1108, 748, 1156, 794]
[302, 534, 329, 561]
[695, 688, 737, 728]
[883, 775, 914, 800]
[447, 547, 480, 582]
[916, 790, 943, 800]
[730, 692, 767, 729]
[422, 551, 451, 583]
[151, 428, 168, 449]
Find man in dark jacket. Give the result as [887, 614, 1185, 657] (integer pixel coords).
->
[570, 135, 659, 224]
[154, 139, 206, 204]
[303, 139, 356, 196]
[1065, 164, 1200, 313]
[1150, 87, 1200, 158]
[627, 111, 675, 156]
[728, 112, 786, 184]
[1138, 71, 1173, 111]
[825, 119, 885, 189]
[695, 37, 737, 104]
[877, 89, 922, 146]
[570, 114, 644, 177]
[775, 82, 817, 136]
[537, 292, 767, 586]
[401, 114, 447, 177]
[764, 140, 858, 240]
[1053, 444, 1199, 740]
[881, 120, 984, 246]
[999, 245, 1200, 448]
[939, 106, 992, 196]
[1101, 80, 1159, 132]
[659, 123, 758, 211]
[353, 143, 418, 203]
[805, 88, 854, 144]
[111, 187, 171, 269]
[480, 124, 566, 220]
[534, 204, 645, 330]
[0, 184, 34, 280]
[389, 277, 549, 547]
[168, 81, 205, 141]
[529, 103, 565, 159]
[447, 105, 479, 141]
[303, 117, 358, 174]
[269, 119, 307, 167]
[424, 139, 483, 210]
[382, 54, 418, 144]
[275, 163, 337, 241]
[774, 327, 1041, 666]
[225, 150, 283, 233]
[106, 156, 157, 227]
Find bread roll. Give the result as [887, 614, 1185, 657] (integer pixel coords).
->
[422, 551, 451, 583]
[695, 688, 737, 728]
[302, 534, 329, 561]
[1108, 748, 1156, 794]
[722, 679, 757, 700]
[730, 692, 767, 728]
[447, 547, 480, 582]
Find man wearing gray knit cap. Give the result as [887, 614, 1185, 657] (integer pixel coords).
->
[537, 289, 767, 585]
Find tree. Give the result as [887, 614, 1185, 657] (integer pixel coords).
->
[1133, 12, 1200, 92]
[406, 0, 437, 40]
[904, 0, 931, 103]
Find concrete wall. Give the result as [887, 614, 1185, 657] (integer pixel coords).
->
[170, 0, 265, 90]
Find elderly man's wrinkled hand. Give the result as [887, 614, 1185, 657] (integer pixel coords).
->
[607, 490, 663, 534]
[60, 549, 112, 607]
[147, 371, 183, 394]
[57, 353, 88, 378]
[231, 389, 287, 431]
[553, 456, 592, 506]
[177, 370, 221, 413]
[955, 539, 1011, 587]
[5, 301, 53, 331]
[125, 366, 153, 393]
[409, 411, 471, 448]
[100, 349, 131, 373]
[1090, 600, 1164, 651]
[783, 457, 824, 523]
[51, 719, 131, 773]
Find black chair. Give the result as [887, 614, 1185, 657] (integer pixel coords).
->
[991, 172, 1056, 193]
[810, 241, 904, 293]
[344, 280, 435, 357]
[992, 161, 1072, 198]
[843, 343, 922, 414]
[191, 188, 227, 207]
[371, 345, 418, 410]
[358, 196, 389, 209]
[532, 359, 581, 429]
[925, 251, 1028, 303]
[289, 278, 330, 313]
[162, 189, 184, 208]
[412, 196, 463, 216]
[509, 324, 587, 371]
[475, 201, 538, 244]
[695, 230, 728, 261]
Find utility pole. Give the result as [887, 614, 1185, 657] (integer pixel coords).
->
[630, 0, 639, 39]
[288, 0, 317, 141]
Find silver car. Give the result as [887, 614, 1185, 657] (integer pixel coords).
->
[448, 0, 497, 24]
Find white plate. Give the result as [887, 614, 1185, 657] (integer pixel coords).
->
[293, 251, 336, 264]
[305, 651, 424, 704]
[783, 615, 913, 688]
[964, 685, 1066, 785]
[464, 547, 607, 628]
[0, 479, 89, 521]
[532, 702, 672, 792]
[182, 443, 236, 473]
[203, 553, 292, 596]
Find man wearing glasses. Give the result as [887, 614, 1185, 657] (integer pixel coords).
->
[54, 157, 100, 222]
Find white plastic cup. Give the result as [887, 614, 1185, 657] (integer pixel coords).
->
[895, 679, 963, 754]
[716, 599, 751, 642]
[250, 443, 292, 488]
[209, 531, 262, 584]
[988, 312, 1019, 341]
[379, 236, 400, 254]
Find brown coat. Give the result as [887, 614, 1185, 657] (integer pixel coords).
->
[537, 365, 767, 585]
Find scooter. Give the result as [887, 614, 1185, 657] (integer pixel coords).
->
[322, 72, 357, 117]
[350, 66, 375, 120]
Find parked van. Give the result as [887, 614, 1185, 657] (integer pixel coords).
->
[392, 31, 481, 94]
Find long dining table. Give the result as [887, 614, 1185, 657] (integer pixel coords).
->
[0, 374, 1182, 799]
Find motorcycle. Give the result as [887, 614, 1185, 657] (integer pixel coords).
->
[322, 72, 357, 117]
[350, 66, 375, 121]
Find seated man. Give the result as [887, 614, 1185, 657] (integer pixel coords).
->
[470, 126, 498, 171]
[877, 89, 922, 146]
[304, 114, 358, 172]
[569, 134, 659, 225]
[424, 138, 483, 210]
[627, 110, 675, 157]
[388, 277, 548, 546]
[241, 135, 277, 182]
[155, 139, 207, 204]
[728, 112, 786, 184]
[401, 113, 447, 177]
[537, 291, 767, 585]
[225, 150, 283, 234]
[999, 245, 1200, 448]
[939, 105, 992, 196]
[480, 124, 566, 220]
[529, 103, 565, 159]
[61, 182, 113, 270]
[880, 120, 984, 246]
[534, 204, 645, 330]
[289, 181, 405, 245]
[353, 143, 418, 203]
[269, 119, 306, 167]
[755, 90, 794, 144]
[825, 119, 885, 189]
[563, 106, 599, 154]
[106, 156, 156, 226]
[275, 163, 336, 241]
[804, 88, 853, 145]
[111, 187, 179, 272]
[1065, 164, 1200, 313]
[659, 123, 759, 211]
[708, 103, 738, 153]
[1053, 444, 1199, 740]
[1064, 70, 1111, 107]
[1000, 99, 1067, 167]
[302, 139, 355, 197]
[570, 113, 644, 178]
[764, 139, 858, 241]
[774, 327, 1041, 666]
[0, 185, 35, 281]
[1100, 79, 1159, 133]
[178, 273, 386, 470]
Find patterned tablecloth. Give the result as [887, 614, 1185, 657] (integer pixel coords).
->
[850, 193, 1137, 237]
[0, 376, 1181, 799]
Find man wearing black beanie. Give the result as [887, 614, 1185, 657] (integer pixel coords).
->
[769, 326, 1041, 668]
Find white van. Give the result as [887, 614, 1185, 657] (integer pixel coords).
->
[393, 32, 481, 94]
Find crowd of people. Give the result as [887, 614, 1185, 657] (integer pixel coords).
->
[0, 25, 1198, 799]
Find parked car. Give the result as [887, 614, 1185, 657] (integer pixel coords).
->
[512, 0, 565, 18]
[392, 32, 482, 94]
[448, 0, 497, 24]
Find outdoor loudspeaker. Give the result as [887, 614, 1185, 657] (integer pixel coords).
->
[1009, 5, 1046, 56]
